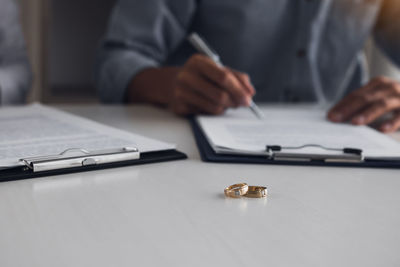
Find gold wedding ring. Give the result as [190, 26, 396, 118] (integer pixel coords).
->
[224, 183, 249, 198]
[245, 186, 267, 198]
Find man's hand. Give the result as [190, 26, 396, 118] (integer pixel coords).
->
[128, 54, 255, 116]
[170, 54, 255, 115]
[328, 76, 400, 133]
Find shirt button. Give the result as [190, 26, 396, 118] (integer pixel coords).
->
[297, 49, 307, 58]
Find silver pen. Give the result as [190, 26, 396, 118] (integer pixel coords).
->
[188, 32, 265, 119]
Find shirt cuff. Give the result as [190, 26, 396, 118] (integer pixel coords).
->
[97, 50, 160, 103]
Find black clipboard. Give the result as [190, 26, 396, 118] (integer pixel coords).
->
[0, 149, 187, 183]
[190, 118, 400, 169]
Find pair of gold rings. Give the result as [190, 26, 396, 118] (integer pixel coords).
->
[224, 183, 267, 198]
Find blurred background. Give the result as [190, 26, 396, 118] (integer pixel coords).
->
[17, 0, 400, 104]
[18, 0, 116, 103]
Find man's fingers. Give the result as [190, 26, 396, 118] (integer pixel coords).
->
[219, 71, 252, 106]
[172, 54, 256, 116]
[186, 54, 251, 106]
[350, 98, 400, 125]
[328, 77, 395, 122]
[379, 111, 400, 133]
[177, 71, 234, 108]
[231, 69, 256, 95]
[173, 86, 225, 115]
[328, 92, 367, 122]
[328, 93, 372, 122]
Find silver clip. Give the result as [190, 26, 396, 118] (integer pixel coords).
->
[266, 144, 363, 163]
[20, 147, 140, 173]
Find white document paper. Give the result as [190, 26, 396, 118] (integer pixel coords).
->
[0, 104, 175, 167]
[197, 106, 400, 158]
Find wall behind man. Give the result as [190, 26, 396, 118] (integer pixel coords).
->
[17, 1, 400, 104]
[18, 0, 47, 102]
[48, 0, 116, 102]
[19, 0, 116, 103]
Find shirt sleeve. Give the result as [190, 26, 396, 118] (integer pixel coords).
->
[95, 0, 197, 103]
[0, 0, 32, 105]
[374, 0, 400, 68]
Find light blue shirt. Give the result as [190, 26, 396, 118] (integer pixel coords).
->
[96, 0, 400, 104]
[0, 0, 31, 104]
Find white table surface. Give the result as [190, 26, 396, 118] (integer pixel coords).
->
[1, 104, 400, 267]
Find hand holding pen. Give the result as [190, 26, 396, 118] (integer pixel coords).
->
[128, 33, 264, 118]
[187, 33, 264, 119]
[171, 53, 256, 116]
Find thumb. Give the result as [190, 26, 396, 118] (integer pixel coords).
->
[230, 69, 256, 96]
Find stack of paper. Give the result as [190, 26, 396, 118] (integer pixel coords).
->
[0, 104, 175, 168]
[197, 106, 400, 159]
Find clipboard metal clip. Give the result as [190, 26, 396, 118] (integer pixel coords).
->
[266, 144, 363, 163]
[20, 147, 140, 173]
